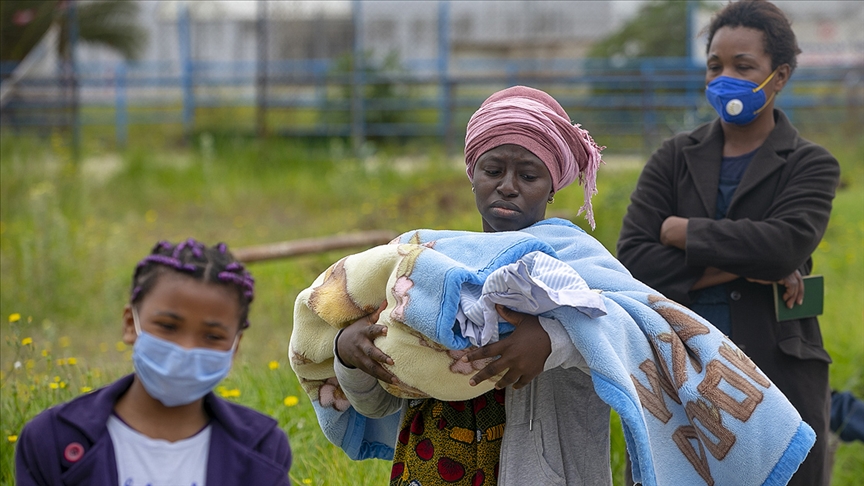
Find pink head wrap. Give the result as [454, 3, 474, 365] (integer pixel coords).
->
[465, 86, 604, 229]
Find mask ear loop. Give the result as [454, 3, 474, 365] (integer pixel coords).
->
[753, 68, 779, 115]
[132, 306, 142, 336]
[228, 331, 242, 353]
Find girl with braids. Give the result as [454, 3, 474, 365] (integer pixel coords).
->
[16, 239, 292, 486]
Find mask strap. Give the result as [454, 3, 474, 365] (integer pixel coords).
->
[229, 331, 241, 353]
[132, 306, 142, 336]
[754, 91, 776, 115]
[752, 68, 778, 93]
[752, 68, 779, 115]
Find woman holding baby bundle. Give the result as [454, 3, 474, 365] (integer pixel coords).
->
[332, 85, 611, 486]
[292, 84, 814, 486]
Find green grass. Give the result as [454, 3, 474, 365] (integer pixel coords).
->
[1, 130, 861, 484]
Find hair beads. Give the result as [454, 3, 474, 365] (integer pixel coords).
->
[130, 239, 255, 328]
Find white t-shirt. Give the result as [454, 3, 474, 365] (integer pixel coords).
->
[107, 414, 211, 486]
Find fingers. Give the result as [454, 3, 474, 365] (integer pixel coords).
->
[336, 312, 396, 381]
[351, 330, 398, 384]
[792, 271, 804, 306]
[367, 300, 388, 324]
[782, 271, 804, 309]
[468, 356, 503, 386]
[463, 341, 502, 362]
[358, 355, 399, 384]
[495, 304, 526, 326]
[462, 309, 550, 391]
[364, 327, 394, 366]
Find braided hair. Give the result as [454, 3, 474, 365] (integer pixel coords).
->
[130, 239, 255, 329]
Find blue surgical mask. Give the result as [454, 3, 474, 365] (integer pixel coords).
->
[705, 69, 778, 125]
[131, 307, 237, 407]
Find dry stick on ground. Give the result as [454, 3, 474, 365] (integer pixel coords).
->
[233, 230, 399, 263]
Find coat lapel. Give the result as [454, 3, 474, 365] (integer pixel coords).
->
[682, 120, 725, 217]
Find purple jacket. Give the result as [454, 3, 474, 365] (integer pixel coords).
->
[15, 374, 292, 485]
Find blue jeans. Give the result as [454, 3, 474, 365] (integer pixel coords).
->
[831, 390, 864, 442]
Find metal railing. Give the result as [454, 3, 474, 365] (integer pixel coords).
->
[2, 56, 862, 153]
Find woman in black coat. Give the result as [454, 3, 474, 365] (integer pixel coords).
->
[617, 1, 840, 485]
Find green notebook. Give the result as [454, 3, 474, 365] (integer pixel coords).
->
[773, 274, 824, 322]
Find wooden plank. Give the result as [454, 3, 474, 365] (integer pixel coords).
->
[232, 230, 398, 263]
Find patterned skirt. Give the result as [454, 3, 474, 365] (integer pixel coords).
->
[390, 388, 506, 486]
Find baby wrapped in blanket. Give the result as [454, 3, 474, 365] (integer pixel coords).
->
[291, 219, 816, 486]
[291, 86, 814, 486]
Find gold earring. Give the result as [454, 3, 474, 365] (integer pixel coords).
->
[471, 186, 475, 193]
[547, 197, 554, 204]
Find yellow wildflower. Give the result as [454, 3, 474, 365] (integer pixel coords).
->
[80, 386, 93, 393]
[60, 381, 66, 388]
[49, 383, 59, 389]
[218, 387, 241, 398]
[303, 479, 312, 485]
[268, 360, 279, 370]
[67, 357, 77, 365]
[54, 376, 61, 382]
[283, 396, 299, 407]
[41, 349, 48, 357]
[115, 341, 127, 352]
[7, 435, 17, 443]
[9, 313, 21, 323]
[56, 358, 66, 366]
[21, 337, 33, 346]
[59, 336, 71, 348]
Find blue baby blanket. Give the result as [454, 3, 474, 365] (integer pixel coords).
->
[290, 218, 814, 485]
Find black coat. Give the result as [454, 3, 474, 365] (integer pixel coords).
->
[617, 109, 840, 486]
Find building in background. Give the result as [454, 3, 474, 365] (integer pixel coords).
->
[1, 0, 860, 148]
[13, 1, 863, 76]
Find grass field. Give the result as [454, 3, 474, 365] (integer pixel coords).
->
[1, 130, 861, 485]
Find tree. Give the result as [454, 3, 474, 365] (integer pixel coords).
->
[1, 0, 146, 157]
[588, 0, 696, 60]
[1, 0, 146, 65]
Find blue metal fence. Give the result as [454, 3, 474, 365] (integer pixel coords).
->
[2, 0, 862, 154]
[2, 56, 862, 151]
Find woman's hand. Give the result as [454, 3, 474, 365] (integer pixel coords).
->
[660, 216, 689, 250]
[461, 304, 551, 390]
[747, 270, 804, 309]
[335, 301, 399, 384]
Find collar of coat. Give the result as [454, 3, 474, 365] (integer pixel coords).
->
[53, 373, 278, 448]
[682, 109, 800, 217]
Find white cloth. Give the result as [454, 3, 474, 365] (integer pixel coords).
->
[456, 251, 607, 346]
[107, 414, 211, 486]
